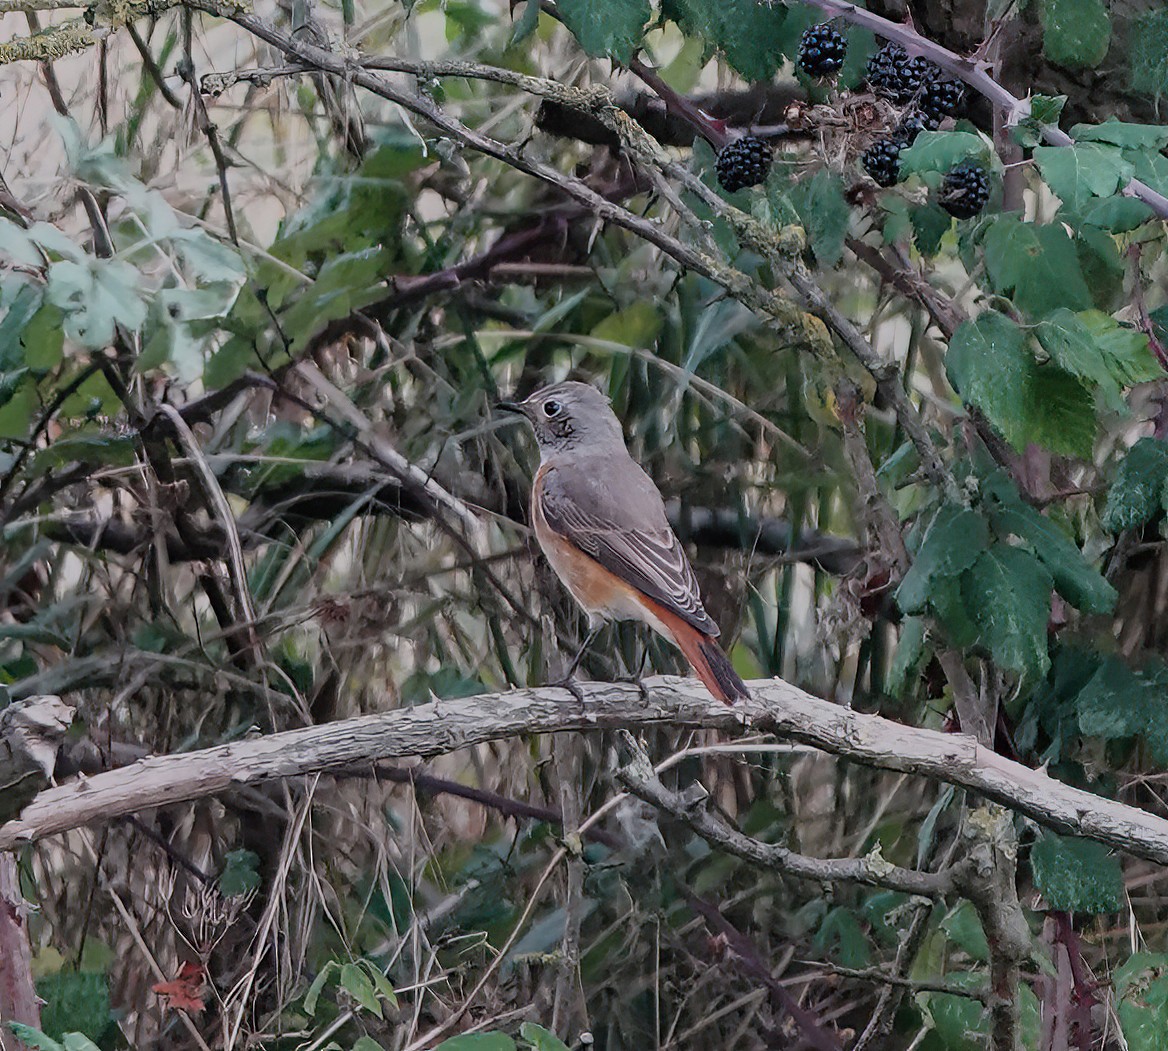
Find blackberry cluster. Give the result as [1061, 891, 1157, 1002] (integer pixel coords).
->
[798, 22, 848, 79]
[715, 135, 773, 192]
[939, 161, 990, 218]
[861, 139, 903, 188]
[867, 43, 934, 104]
[892, 110, 939, 146]
[921, 75, 966, 120]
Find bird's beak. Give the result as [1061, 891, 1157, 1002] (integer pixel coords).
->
[496, 400, 526, 416]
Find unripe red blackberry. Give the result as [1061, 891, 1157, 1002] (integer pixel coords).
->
[861, 138, 903, 188]
[715, 135, 773, 193]
[798, 23, 848, 79]
[939, 161, 990, 218]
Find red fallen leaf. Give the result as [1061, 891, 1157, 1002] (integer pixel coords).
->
[152, 961, 207, 1013]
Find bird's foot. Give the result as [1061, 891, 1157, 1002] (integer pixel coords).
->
[615, 674, 652, 703]
[547, 674, 586, 707]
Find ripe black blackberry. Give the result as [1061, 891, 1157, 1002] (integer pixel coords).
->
[861, 138, 903, 188]
[715, 135, 773, 193]
[939, 161, 990, 218]
[798, 23, 848, 79]
[920, 76, 966, 120]
[867, 43, 938, 103]
[892, 110, 939, 146]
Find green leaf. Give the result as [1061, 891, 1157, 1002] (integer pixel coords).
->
[46, 258, 147, 349]
[1102, 437, 1168, 532]
[788, 170, 849, 267]
[1035, 308, 1162, 411]
[0, 282, 44, 370]
[1072, 120, 1168, 152]
[1115, 953, 1168, 1051]
[433, 1036, 517, 1051]
[590, 301, 662, 348]
[5, 1025, 63, 1051]
[1033, 143, 1132, 210]
[909, 202, 952, 257]
[1012, 94, 1066, 149]
[35, 971, 111, 1044]
[662, 0, 790, 81]
[898, 131, 991, 177]
[219, 849, 261, 896]
[940, 901, 989, 962]
[304, 962, 338, 1016]
[1128, 9, 1168, 103]
[352, 1040, 385, 1051]
[896, 504, 990, 615]
[556, 0, 650, 63]
[982, 218, 1093, 317]
[519, 1023, 572, 1051]
[363, 964, 398, 1010]
[990, 505, 1115, 614]
[60, 1037, 101, 1051]
[1079, 195, 1154, 232]
[1040, 0, 1110, 69]
[1075, 656, 1150, 738]
[339, 962, 382, 1018]
[1031, 832, 1124, 912]
[963, 544, 1053, 682]
[22, 304, 65, 372]
[509, 0, 540, 45]
[887, 616, 929, 697]
[947, 310, 1094, 457]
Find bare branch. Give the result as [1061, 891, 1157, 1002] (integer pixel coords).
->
[4, 677, 1168, 869]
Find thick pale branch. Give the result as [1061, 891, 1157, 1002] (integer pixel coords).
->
[4, 677, 1168, 868]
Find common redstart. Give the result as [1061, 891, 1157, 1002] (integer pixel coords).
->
[501, 381, 749, 704]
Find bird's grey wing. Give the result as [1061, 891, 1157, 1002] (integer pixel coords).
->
[539, 462, 720, 637]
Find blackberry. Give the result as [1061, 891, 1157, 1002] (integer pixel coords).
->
[798, 22, 848, 79]
[892, 110, 939, 146]
[939, 161, 990, 219]
[861, 138, 902, 188]
[715, 135, 773, 193]
[920, 75, 966, 120]
[867, 43, 938, 103]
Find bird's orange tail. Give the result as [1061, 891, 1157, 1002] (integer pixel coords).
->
[645, 601, 750, 705]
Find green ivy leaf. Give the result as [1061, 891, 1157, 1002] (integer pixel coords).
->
[556, 0, 649, 62]
[1034, 143, 1133, 210]
[963, 544, 1053, 682]
[787, 171, 849, 267]
[896, 504, 990, 615]
[982, 218, 1093, 318]
[898, 131, 991, 177]
[1102, 437, 1168, 532]
[1040, 0, 1111, 69]
[1031, 833, 1124, 913]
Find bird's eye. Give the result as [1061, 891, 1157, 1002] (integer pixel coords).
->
[542, 399, 562, 418]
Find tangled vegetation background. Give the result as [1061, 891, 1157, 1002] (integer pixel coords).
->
[1, 0, 1168, 1047]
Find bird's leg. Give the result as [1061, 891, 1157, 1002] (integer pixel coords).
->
[548, 625, 600, 704]
[616, 626, 653, 703]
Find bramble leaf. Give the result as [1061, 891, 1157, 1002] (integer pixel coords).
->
[1102, 438, 1168, 532]
[963, 544, 1053, 682]
[556, 0, 650, 63]
[1040, 0, 1111, 69]
[1031, 833, 1124, 913]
